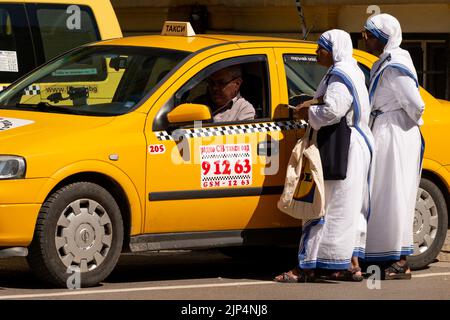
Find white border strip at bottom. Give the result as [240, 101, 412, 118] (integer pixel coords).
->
[0, 281, 273, 300]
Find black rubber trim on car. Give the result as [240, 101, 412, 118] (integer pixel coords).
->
[148, 186, 284, 201]
[129, 227, 300, 252]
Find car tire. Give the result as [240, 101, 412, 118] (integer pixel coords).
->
[408, 177, 448, 270]
[27, 182, 123, 288]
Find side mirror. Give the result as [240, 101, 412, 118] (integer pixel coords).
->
[167, 103, 212, 124]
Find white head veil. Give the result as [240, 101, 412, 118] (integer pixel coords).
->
[365, 14, 419, 100]
[316, 29, 371, 130]
[318, 29, 355, 67]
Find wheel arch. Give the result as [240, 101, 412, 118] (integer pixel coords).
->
[47, 172, 133, 252]
[36, 161, 144, 252]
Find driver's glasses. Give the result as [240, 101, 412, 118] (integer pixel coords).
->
[206, 76, 239, 88]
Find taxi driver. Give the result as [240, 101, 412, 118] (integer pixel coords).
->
[204, 65, 255, 122]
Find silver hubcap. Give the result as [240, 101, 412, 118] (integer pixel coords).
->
[413, 187, 438, 255]
[55, 199, 113, 272]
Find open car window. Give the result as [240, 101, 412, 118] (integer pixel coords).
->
[153, 55, 271, 131]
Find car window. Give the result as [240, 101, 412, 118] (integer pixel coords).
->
[283, 54, 327, 106]
[153, 55, 270, 130]
[26, 4, 102, 83]
[29, 4, 100, 62]
[0, 4, 36, 84]
[0, 4, 104, 86]
[0, 45, 189, 116]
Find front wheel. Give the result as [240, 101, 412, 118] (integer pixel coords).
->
[408, 178, 448, 270]
[27, 182, 123, 287]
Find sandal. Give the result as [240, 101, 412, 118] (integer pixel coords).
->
[274, 271, 300, 283]
[327, 267, 364, 282]
[384, 261, 412, 280]
[274, 268, 315, 283]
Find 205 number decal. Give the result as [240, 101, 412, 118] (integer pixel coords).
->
[148, 144, 166, 154]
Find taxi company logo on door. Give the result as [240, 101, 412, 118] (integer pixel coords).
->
[169, 121, 280, 177]
[200, 144, 252, 189]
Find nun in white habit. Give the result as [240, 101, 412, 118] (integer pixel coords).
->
[275, 29, 374, 283]
[362, 14, 425, 279]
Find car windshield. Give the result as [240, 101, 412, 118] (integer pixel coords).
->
[0, 45, 189, 116]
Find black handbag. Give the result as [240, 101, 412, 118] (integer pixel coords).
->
[316, 117, 351, 180]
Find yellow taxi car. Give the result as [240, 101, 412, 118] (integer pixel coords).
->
[0, 22, 448, 287]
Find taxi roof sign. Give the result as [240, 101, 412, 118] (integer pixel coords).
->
[161, 21, 196, 37]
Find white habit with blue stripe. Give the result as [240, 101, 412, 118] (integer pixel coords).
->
[364, 14, 425, 261]
[299, 30, 374, 270]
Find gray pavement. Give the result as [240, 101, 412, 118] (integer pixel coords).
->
[437, 231, 450, 262]
[0, 243, 449, 300]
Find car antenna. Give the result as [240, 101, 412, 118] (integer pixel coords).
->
[295, 0, 311, 40]
[303, 26, 313, 40]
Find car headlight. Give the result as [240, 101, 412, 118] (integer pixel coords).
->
[0, 156, 26, 179]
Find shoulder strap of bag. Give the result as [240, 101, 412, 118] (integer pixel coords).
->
[309, 127, 317, 145]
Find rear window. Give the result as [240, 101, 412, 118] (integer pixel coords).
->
[30, 4, 102, 82]
[33, 5, 100, 62]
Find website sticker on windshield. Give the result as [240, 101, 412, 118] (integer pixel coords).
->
[284, 54, 317, 63]
[0, 51, 19, 73]
[200, 144, 252, 189]
[0, 118, 34, 132]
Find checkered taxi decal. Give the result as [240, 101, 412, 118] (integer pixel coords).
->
[155, 120, 308, 141]
[0, 85, 41, 95]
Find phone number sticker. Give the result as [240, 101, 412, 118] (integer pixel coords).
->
[200, 144, 252, 189]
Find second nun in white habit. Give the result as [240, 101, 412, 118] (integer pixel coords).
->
[363, 14, 425, 279]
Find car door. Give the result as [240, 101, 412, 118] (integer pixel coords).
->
[144, 48, 301, 236]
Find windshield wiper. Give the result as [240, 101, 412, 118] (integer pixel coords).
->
[11, 102, 85, 115]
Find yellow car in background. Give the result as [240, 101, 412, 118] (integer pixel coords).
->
[0, 22, 448, 287]
[0, 0, 122, 90]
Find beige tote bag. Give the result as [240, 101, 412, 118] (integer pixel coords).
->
[277, 127, 325, 220]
